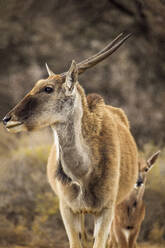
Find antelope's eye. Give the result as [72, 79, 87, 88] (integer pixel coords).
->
[144, 168, 148, 172]
[44, 86, 53, 93]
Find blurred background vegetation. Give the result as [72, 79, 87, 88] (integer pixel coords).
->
[0, 0, 165, 247]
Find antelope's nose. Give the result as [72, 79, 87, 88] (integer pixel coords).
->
[136, 177, 143, 187]
[2, 115, 11, 125]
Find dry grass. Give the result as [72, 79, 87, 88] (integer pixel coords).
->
[138, 242, 165, 248]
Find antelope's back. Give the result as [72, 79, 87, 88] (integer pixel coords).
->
[106, 105, 138, 204]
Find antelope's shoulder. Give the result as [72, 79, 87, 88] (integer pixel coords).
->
[86, 93, 122, 137]
[86, 93, 106, 121]
[106, 105, 130, 128]
[86, 93, 129, 129]
[86, 93, 115, 123]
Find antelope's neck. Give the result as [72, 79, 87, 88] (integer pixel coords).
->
[52, 92, 90, 181]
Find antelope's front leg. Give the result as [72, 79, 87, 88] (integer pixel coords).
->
[107, 222, 117, 248]
[59, 201, 82, 248]
[94, 206, 114, 248]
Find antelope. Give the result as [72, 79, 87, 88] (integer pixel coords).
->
[3, 33, 139, 248]
[108, 151, 160, 248]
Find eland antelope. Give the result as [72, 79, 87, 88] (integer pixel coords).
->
[3, 33, 138, 248]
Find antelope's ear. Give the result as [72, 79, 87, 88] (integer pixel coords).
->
[45, 63, 55, 76]
[63, 60, 78, 95]
[147, 150, 160, 170]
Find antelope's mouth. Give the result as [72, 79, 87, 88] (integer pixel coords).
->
[6, 121, 26, 133]
[6, 121, 23, 128]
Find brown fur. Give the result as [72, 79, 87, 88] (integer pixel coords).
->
[108, 186, 145, 248]
[108, 152, 160, 248]
[106, 105, 130, 129]
[3, 64, 138, 248]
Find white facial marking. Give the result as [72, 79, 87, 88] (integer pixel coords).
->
[122, 229, 130, 242]
[134, 184, 137, 189]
